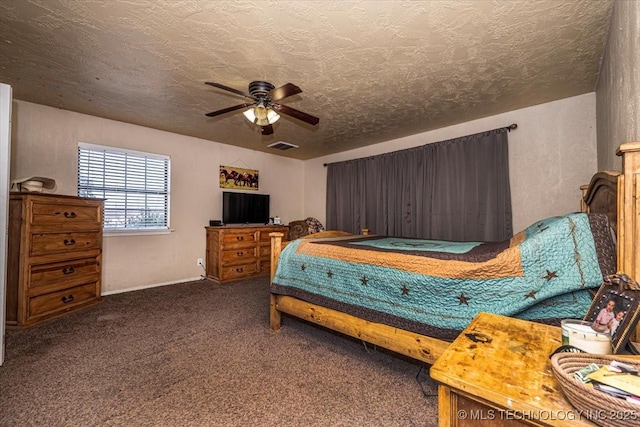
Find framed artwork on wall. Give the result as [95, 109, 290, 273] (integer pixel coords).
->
[219, 165, 259, 190]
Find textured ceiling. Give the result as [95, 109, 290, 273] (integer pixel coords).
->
[0, 0, 613, 160]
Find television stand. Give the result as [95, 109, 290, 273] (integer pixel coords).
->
[205, 224, 288, 283]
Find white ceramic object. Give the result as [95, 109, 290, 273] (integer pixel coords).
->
[561, 319, 612, 354]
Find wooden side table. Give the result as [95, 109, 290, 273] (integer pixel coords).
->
[430, 312, 597, 426]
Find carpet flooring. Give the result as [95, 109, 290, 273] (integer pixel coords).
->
[0, 277, 439, 426]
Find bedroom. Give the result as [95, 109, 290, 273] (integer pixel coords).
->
[0, 0, 639, 425]
[0, 0, 630, 296]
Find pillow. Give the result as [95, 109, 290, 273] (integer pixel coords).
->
[288, 220, 309, 240]
[305, 217, 325, 234]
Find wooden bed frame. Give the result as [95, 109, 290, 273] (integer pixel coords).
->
[269, 142, 640, 365]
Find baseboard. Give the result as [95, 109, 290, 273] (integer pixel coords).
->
[101, 276, 205, 296]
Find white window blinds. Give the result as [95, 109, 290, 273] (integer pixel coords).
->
[78, 142, 170, 232]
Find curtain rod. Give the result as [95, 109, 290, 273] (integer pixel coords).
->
[323, 123, 517, 166]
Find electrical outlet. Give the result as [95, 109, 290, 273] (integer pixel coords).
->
[197, 258, 203, 267]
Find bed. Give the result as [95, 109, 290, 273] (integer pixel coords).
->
[269, 142, 640, 365]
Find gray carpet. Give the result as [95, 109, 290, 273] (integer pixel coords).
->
[0, 277, 439, 426]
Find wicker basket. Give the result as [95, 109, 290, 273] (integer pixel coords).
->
[550, 353, 640, 427]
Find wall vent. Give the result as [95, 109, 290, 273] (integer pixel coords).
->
[267, 141, 299, 151]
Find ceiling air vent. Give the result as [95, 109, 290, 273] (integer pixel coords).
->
[267, 141, 299, 151]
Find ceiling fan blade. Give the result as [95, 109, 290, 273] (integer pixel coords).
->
[205, 82, 254, 101]
[274, 104, 319, 125]
[269, 83, 302, 102]
[261, 124, 274, 135]
[205, 103, 251, 117]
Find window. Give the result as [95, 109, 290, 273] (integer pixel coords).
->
[78, 142, 170, 234]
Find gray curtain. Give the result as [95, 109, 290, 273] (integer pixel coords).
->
[326, 128, 512, 241]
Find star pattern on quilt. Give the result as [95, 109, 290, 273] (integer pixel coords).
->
[525, 290, 537, 299]
[401, 285, 410, 295]
[458, 292, 470, 305]
[300, 264, 306, 271]
[536, 223, 549, 232]
[361, 276, 368, 286]
[543, 270, 558, 281]
[327, 270, 334, 279]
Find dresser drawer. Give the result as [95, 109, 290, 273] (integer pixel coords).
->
[221, 262, 258, 280]
[222, 247, 257, 264]
[28, 282, 99, 319]
[222, 232, 257, 246]
[28, 256, 100, 291]
[30, 200, 101, 229]
[258, 245, 272, 258]
[30, 232, 101, 256]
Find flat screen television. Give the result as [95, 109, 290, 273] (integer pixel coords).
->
[222, 191, 270, 225]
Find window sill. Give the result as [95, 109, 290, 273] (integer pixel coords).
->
[104, 228, 172, 237]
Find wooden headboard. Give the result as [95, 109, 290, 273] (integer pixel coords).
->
[581, 142, 640, 284]
[581, 143, 640, 341]
[616, 142, 640, 282]
[581, 170, 620, 236]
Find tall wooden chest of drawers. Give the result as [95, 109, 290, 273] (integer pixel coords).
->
[205, 225, 288, 283]
[6, 192, 104, 328]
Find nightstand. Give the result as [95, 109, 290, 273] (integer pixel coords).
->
[430, 312, 596, 426]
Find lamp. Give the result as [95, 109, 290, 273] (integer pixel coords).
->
[243, 102, 280, 126]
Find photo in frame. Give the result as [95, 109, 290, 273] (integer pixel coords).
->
[219, 165, 259, 190]
[583, 277, 640, 354]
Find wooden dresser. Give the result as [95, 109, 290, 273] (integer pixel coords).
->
[205, 225, 288, 283]
[6, 192, 104, 329]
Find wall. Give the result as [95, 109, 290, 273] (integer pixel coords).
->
[596, 0, 640, 171]
[304, 94, 597, 235]
[9, 93, 600, 293]
[10, 101, 305, 294]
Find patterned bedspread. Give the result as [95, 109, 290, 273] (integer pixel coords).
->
[271, 213, 616, 340]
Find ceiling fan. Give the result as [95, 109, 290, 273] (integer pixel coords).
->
[204, 80, 320, 136]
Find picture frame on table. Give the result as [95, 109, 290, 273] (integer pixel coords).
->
[583, 274, 640, 354]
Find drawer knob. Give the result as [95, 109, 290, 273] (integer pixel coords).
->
[63, 239, 76, 246]
[64, 211, 77, 218]
[236, 236, 244, 241]
[62, 266, 75, 275]
[61, 294, 75, 304]
[237, 251, 244, 256]
[236, 267, 244, 273]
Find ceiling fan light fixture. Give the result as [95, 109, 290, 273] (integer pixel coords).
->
[267, 109, 280, 124]
[243, 106, 280, 125]
[254, 104, 268, 120]
[243, 108, 257, 123]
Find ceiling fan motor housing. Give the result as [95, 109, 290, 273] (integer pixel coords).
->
[248, 81, 275, 99]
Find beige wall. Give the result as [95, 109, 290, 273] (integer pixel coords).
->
[596, 0, 640, 170]
[10, 93, 600, 293]
[10, 101, 305, 294]
[304, 93, 598, 234]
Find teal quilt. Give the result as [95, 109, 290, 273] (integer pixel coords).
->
[271, 213, 616, 339]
